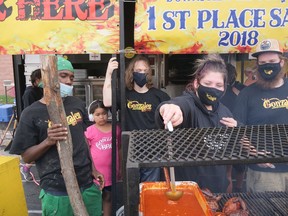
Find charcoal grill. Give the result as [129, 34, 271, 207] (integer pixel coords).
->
[123, 124, 288, 216]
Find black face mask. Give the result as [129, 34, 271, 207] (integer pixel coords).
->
[258, 62, 281, 80]
[133, 72, 147, 87]
[197, 84, 224, 106]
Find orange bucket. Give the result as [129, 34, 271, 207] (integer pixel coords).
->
[139, 181, 213, 216]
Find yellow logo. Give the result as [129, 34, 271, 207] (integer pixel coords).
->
[47, 112, 82, 127]
[127, 100, 152, 112]
[206, 93, 217, 101]
[263, 98, 288, 109]
[124, 47, 136, 59]
[67, 112, 82, 126]
[264, 69, 273, 75]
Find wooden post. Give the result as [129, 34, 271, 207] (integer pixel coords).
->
[40, 55, 88, 216]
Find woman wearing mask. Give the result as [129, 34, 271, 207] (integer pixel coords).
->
[103, 55, 170, 182]
[155, 54, 238, 193]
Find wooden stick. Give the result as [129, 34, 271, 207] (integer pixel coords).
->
[41, 55, 88, 216]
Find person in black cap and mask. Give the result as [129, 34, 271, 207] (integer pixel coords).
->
[103, 55, 170, 182]
[155, 54, 238, 193]
[233, 38, 288, 192]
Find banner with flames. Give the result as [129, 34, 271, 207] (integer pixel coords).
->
[0, 0, 119, 54]
[134, 0, 288, 54]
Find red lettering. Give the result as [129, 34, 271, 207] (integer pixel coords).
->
[42, 0, 64, 20]
[15, 0, 114, 21]
[0, 0, 12, 21]
[16, 0, 41, 20]
[16, 0, 29, 20]
[63, 0, 87, 20]
[87, 0, 111, 20]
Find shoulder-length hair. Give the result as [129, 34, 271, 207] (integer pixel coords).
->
[125, 55, 153, 90]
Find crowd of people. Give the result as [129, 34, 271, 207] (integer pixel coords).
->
[8, 38, 287, 215]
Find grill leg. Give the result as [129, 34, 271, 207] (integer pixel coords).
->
[125, 166, 140, 216]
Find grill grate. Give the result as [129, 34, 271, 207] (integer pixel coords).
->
[124, 125, 288, 216]
[127, 124, 288, 167]
[218, 192, 288, 216]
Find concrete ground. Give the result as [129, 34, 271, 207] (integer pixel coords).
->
[0, 125, 42, 216]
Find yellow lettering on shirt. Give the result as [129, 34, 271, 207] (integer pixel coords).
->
[47, 120, 52, 128]
[262, 98, 288, 109]
[127, 100, 152, 112]
[47, 112, 82, 127]
[67, 112, 82, 126]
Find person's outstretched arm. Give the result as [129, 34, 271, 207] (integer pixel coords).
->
[103, 57, 118, 107]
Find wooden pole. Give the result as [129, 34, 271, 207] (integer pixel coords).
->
[40, 55, 88, 216]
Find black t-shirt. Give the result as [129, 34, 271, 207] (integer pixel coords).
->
[234, 81, 245, 92]
[234, 79, 288, 125]
[221, 82, 245, 112]
[22, 86, 43, 108]
[221, 85, 237, 112]
[124, 87, 170, 131]
[10, 96, 93, 191]
[233, 79, 288, 172]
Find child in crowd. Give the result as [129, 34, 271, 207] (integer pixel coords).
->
[85, 100, 121, 216]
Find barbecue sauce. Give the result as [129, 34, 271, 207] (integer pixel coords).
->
[139, 182, 213, 216]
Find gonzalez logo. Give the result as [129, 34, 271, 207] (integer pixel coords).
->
[264, 69, 273, 75]
[47, 111, 82, 127]
[206, 93, 216, 101]
[262, 98, 288, 109]
[127, 100, 152, 112]
[66, 112, 82, 126]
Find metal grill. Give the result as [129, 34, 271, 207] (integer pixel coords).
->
[124, 124, 288, 216]
[218, 192, 288, 216]
[127, 124, 288, 167]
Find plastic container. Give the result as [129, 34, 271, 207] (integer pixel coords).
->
[0, 156, 28, 215]
[0, 104, 14, 122]
[139, 181, 212, 216]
